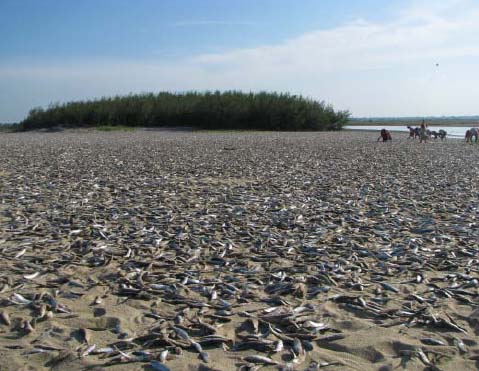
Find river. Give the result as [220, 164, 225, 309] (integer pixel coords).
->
[343, 125, 474, 138]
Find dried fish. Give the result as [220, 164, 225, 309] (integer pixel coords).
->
[421, 338, 446, 346]
[23, 320, 34, 335]
[11, 293, 31, 305]
[23, 272, 40, 280]
[1, 130, 478, 371]
[15, 248, 27, 259]
[453, 337, 467, 354]
[243, 355, 280, 365]
[92, 347, 115, 355]
[150, 360, 172, 371]
[0, 311, 11, 326]
[416, 348, 432, 367]
[81, 344, 97, 357]
[159, 349, 169, 363]
[173, 326, 191, 342]
[274, 339, 284, 352]
[78, 327, 91, 344]
[199, 351, 209, 363]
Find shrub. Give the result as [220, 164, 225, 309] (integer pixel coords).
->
[20, 91, 350, 131]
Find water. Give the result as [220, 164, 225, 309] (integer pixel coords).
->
[344, 125, 472, 138]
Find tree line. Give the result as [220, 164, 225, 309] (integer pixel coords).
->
[20, 91, 350, 131]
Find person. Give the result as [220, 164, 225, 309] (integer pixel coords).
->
[419, 120, 428, 143]
[438, 129, 447, 140]
[466, 128, 479, 143]
[407, 126, 417, 139]
[378, 128, 392, 142]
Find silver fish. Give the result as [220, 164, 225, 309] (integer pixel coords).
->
[274, 340, 284, 352]
[150, 361, 172, 371]
[12, 293, 31, 305]
[420, 338, 445, 346]
[81, 344, 96, 357]
[0, 311, 11, 326]
[173, 326, 190, 342]
[199, 351, 209, 363]
[243, 355, 279, 365]
[159, 349, 169, 363]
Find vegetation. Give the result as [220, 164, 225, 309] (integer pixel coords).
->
[0, 123, 21, 132]
[20, 91, 350, 131]
[96, 125, 136, 132]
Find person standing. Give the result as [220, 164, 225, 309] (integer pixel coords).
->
[419, 120, 428, 143]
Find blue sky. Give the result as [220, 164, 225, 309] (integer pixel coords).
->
[1, 0, 399, 60]
[1, 0, 478, 121]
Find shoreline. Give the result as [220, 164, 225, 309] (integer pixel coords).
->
[348, 121, 478, 127]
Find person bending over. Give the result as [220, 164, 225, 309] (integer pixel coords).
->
[378, 129, 392, 142]
[438, 129, 447, 140]
[465, 128, 479, 143]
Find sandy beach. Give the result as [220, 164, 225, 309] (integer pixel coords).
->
[0, 130, 478, 371]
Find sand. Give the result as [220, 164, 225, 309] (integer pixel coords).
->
[0, 130, 478, 371]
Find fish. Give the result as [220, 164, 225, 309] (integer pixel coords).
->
[380, 282, 399, 293]
[4, 126, 479, 371]
[292, 338, 304, 356]
[93, 296, 103, 305]
[150, 360, 172, 371]
[200, 351, 209, 362]
[79, 328, 91, 344]
[274, 340, 284, 352]
[453, 337, 467, 354]
[92, 347, 115, 354]
[11, 293, 31, 305]
[23, 272, 40, 280]
[420, 338, 445, 346]
[81, 344, 96, 357]
[0, 311, 11, 326]
[302, 321, 326, 330]
[173, 326, 191, 342]
[415, 348, 432, 366]
[159, 349, 169, 362]
[243, 355, 280, 365]
[15, 248, 27, 258]
[191, 341, 203, 353]
[23, 320, 34, 334]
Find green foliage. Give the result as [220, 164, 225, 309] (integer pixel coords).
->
[0, 123, 21, 132]
[96, 125, 136, 132]
[20, 91, 350, 131]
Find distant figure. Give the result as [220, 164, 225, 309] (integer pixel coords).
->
[419, 120, 428, 143]
[438, 129, 447, 140]
[378, 128, 392, 142]
[465, 128, 479, 143]
[407, 126, 419, 139]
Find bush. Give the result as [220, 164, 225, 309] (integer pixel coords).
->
[20, 91, 350, 131]
[0, 123, 21, 132]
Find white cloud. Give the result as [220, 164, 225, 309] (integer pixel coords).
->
[1, 0, 479, 121]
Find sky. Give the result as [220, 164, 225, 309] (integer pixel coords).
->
[1, 0, 479, 122]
